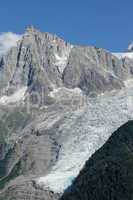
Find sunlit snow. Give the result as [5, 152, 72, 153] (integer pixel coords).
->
[0, 87, 27, 105]
[124, 79, 133, 88]
[113, 52, 133, 59]
[49, 87, 82, 98]
[54, 46, 73, 73]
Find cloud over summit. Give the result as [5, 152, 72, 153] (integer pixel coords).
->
[0, 32, 21, 56]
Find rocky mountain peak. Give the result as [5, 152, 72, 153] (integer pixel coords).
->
[24, 26, 68, 47]
[0, 27, 133, 100]
[25, 25, 37, 33]
[0, 27, 133, 200]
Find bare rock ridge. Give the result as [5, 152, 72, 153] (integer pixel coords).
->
[0, 26, 72, 97]
[0, 26, 133, 98]
[61, 120, 133, 200]
[0, 27, 133, 200]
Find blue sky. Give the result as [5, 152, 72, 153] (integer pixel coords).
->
[0, 0, 133, 52]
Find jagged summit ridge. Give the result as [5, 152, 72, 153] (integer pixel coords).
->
[0, 26, 72, 100]
[1, 26, 133, 99]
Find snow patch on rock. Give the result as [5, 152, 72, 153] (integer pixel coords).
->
[55, 53, 68, 65]
[49, 87, 82, 98]
[0, 87, 27, 105]
[54, 53, 68, 74]
[54, 46, 73, 73]
[124, 79, 133, 88]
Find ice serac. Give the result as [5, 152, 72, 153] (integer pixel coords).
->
[61, 120, 133, 200]
[0, 27, 133, 200]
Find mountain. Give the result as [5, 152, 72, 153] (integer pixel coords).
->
[0, 26, 133, 199]
[61, 120, 133, 200]
[1, 26, 133, 98]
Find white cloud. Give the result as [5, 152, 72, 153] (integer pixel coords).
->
[0, 32, 22, 56]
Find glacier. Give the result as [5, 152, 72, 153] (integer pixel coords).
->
[36, 82, 133, 193]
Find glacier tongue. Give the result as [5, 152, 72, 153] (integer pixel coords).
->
[36, 85, 133, 193]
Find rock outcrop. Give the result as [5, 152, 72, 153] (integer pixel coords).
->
[0, 26, 133, 98]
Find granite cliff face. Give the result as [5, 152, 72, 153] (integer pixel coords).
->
[1, 26, 133, 98]
[0, 27, 133, 199]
